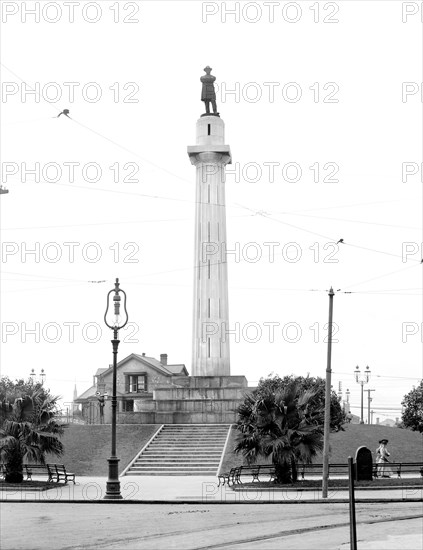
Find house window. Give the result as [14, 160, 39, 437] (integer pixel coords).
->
[122, 400, 134, 412]
[126, 374, 147, 393]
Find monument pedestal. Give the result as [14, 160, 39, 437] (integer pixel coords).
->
[133, 376, 249, 424]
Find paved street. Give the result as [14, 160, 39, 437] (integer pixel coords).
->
[1, 500, 422, 549]
[1, 476, 422, 549]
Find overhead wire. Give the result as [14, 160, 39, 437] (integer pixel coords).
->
[2, 63, 421, 298]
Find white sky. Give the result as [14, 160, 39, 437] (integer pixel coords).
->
[1, 0, 422, 421]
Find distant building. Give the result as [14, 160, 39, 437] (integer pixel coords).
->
[74, 353, 188, 424]
[379, 418, 396, 427]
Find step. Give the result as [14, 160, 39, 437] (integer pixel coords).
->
[142, 452, 222, 457]
[130, 466, 219, 471]
[134, 456, 220, 466]
[146, 446, 224, 450]
[149, 440, 223, 449]
[129, 469, 218, 473]
[136, 454, 221, 458]
[127, 472, 217, 476]
[124, 424, 230, 476]
[158, 434, 226, 441]
[131, 462, 219, 472]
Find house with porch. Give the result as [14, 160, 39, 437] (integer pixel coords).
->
[74, 353, 188, 424]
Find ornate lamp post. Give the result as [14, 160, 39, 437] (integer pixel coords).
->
[30, 368, 46, 384]
[104, 278, 128, 500]
[30, 369, 36, 384]
[354, 365, 371, 424]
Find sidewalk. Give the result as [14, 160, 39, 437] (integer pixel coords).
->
[1, 475, 422, 502]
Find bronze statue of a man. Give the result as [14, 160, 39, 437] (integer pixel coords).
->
[201, 66, 219, 116]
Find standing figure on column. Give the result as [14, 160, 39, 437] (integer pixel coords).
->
[201, 66, 219, 117]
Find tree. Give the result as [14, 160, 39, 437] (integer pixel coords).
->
[234, 382, 324, 483]
[0, 383, 64, 483]
[0, 376, 51, 404]
[253, 374, 346, 432]
[401, 380, 423, 433]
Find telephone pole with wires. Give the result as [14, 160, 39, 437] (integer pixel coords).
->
[322, 287, 335, 499]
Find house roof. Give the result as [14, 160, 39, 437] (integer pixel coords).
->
[165, 364, 189, 375]
[74, 385, 97, 401]
[74, 384, 126, 402]
[95, 368, 108, 376]
[133, 354, 174, 375]
[96, 353, 187, 379]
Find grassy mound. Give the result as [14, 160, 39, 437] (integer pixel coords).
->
[221, 423, 423, 472]
[47, 424, 159, 476]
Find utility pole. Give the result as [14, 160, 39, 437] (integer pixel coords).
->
[366, 389, 375, 425]
[322, 287, 334, 499]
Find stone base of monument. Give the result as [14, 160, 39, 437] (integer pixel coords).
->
[131, 376, 250, 424]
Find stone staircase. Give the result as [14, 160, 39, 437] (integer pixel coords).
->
[124, 424, 231, 476]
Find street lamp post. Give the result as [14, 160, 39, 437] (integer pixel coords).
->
[365, 389, 375, 425]
[104, 278, 128, 500]
[30, 369, 46, 384]
[354, 366, 371, 424]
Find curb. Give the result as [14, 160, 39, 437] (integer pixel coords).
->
[1, 498, 422, 504]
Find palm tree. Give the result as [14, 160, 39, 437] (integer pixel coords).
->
[234, 383, 325, 483]
[0, 390, 64, 483]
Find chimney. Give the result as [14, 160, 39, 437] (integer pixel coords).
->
[160, 353, 168, 365]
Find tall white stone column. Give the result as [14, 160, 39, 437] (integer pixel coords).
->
[188, 116, 232, 376]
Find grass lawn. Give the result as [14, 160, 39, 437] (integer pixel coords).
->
[220, 423, 423, 472]
[47, 424, 159, 476]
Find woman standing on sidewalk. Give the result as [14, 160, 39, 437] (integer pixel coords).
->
[376, 438, 392, 477]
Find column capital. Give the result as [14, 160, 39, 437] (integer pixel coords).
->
[188, 151, 231, 167]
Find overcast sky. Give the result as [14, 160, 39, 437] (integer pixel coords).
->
[1, 0, 422, 421]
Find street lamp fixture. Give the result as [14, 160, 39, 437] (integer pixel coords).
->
[30, 369, 46, 384]
[103, 278, 128, 500]
[354, 365, 371, 424]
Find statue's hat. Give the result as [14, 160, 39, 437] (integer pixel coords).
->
[204, 66, 212, 71]
[378, 439, 389, 444]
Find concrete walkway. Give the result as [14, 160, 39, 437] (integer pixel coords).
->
[1, 475, 422, 502]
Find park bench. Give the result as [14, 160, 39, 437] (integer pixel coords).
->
[24, 464, 55, 482]
[298, 463, 349, 479]
[221, 465, 276, 484]
[217, 467, 235, 487]
[24, 464, 76, 484]
[217, 467, 242, 486]
[53, 464, 76, 484]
